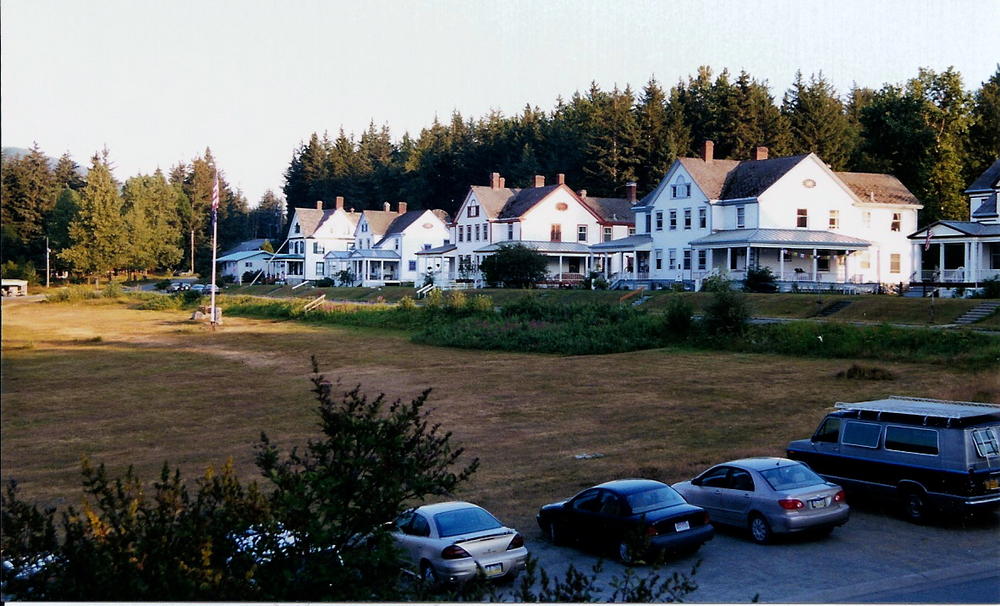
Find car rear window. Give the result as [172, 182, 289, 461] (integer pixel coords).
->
[626, 486, 684, 514]
[885, 426, 939, 455]
[759, 463, 824, 491]
[433, 507, 502, 537]
[972, 428, 999, 458]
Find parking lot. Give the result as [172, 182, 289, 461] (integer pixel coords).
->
[524, 502, 999, 603]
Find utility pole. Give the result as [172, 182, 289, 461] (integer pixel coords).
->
[45, 237, 51, 288]
[190, 229, 195, 274]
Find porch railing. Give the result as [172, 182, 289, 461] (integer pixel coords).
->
[918, 268, 1000, 283]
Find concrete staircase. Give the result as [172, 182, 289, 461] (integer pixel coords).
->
[815, 300, 852, 317]
[954, 301, 1000, 325]
[904, 284, 932, 298]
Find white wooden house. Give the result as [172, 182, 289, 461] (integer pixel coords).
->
[908, 158, 1000, 291]
[274, 197, 359, 284]
[417, 173, 634, 287]
[595, 141, 922, 291]
[216, 249, 272, 284]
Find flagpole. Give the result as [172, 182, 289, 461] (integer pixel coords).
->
[210, 172, 220, 327]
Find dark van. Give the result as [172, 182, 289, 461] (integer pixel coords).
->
[787, 396, 1000, 522]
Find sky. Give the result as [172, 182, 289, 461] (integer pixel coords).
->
[2, 0, 998, 207]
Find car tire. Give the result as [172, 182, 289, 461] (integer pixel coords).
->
[749, 514, 772, 544]
[902, 489, 929, 524]
[617, 540, 637, 565]
[420, 561, 440, 588]
[812, 525, 834, 538]
[546, 521, 566, 546]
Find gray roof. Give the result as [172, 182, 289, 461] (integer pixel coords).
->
[965, 159, 1000, 193]
[474, 240, 592, 254]
[582, 196, 635, 224]
[268, 253, 303, 260]
[497, 185, 562, 219]
[689, 228, 870, 248]
[415, 243, 457, 255]
[372, 209, 450, 249]
[836, 172, 921, 206]
[590, 234, 653, 251]
[469, 186, 521, 219]
[324, 250, 353, 260]
[836, 397, 1000, 420]
[909, 221, 1000, 238]
[719, 155, 810, 200]
[350, 249, 400, 260]
[216, 250, 271, 263]
[221, 239, 271, 257]
[971, 194, 998, 218]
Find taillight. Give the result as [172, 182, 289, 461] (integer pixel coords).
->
[779, 498, 805, 510]
[507, 533, 524, 549]
[441, 544, 471, 559]
[645, 525, 659, 537]
[833, 490, 846, 503]
[703, 511, 711, 525]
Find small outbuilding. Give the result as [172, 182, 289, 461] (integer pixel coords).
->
[1, 279, 28, 296]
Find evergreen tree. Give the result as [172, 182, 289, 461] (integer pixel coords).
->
[46, 188, 81, 271]
[782, 72, 856, 169]
[250, 189, 286, 240]
[53, 152, 85, 190]
[968, 65, 1000, 177]
[635, 78, 678, 195]
[121, 171, 184, 275]
[61, 152, 127, 282]
[1, 144, 57, 260]
[583, 85, 640, 195]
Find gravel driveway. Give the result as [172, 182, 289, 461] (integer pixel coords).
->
[520, 503, 998, 603]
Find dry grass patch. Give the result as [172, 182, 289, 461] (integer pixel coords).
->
[2, 300, 994, 535]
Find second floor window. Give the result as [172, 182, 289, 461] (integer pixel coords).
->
[699, 208, 707, 229]
[645, 213, 652, 233]
[628, 226, 636, 235]
[683, 208, 692, 229]
[669, 209, 677, 230]
[475, 224, 480, 240]
[467, 205, 479, 218]
[603, 226, 612, 242]
[577, 225, 587, 242]
[458, 228, 464, 242]
[671, 176, 691, 198]
[829, 210, 839, 229]
[294, 223, 300, 233]
[736, 206, 745, 229]
[891, 213, 902, 232]
[550, 224, 562, 242]
[797, 208, 808, 228]
[313, 242, 324, 254]
[655, 211, 663, 231]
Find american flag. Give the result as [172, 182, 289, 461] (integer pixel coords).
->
[924, 226, 932, 251]
[212, 172, 220, 211]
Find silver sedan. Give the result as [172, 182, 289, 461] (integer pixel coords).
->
[672, 457, 849, 544]
[391, 501, 528, 586]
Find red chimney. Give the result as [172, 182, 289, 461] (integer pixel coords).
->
[754, 146, 769, 161]
[625, 182, 637, 203]
[398, 201, 407, 213]
[490, 172, 500, 190]
[498, 177, 505, 188]
[335, 196, 344, 210]
[533, 175, 545, 188]
[578, 189, 587, 198]
[702, 140, 714, 164]
[383, 201, 391, 212]
[557, 173, 566, 185]
[315, 200, 323, 210]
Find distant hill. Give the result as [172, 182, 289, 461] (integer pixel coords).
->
[2, 146, 88, 176]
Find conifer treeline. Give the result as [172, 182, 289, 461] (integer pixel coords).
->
[284, 66, 1000, 226]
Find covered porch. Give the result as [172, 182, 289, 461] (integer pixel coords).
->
[475, 241, 594, 286]
[909, 221, 1000, 285]
[349, 249, 402, 287]
[415, 244, 457, 287]
[589, 234, 652, 287]
[265, 253, 304, 284]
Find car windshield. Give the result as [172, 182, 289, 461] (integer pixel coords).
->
[433, 507, 502, 538]
[759, 463, 824, 491]
[625, 486, 684, 514]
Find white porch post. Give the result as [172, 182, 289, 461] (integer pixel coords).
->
[914, 242, 923, 282]
[726, 248, 732, 272]
[632, 253, 637, 282]
[964, 241, 971, 282]
[745, 245, 751, 271]
[558, 254, 563, 281]
[779, 248, 785, 280]
[812, 248, 818, 281]
[938, 243, 945, 280]
[707, 249, 713, 274]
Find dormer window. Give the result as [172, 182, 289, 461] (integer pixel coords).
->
[468, 205, 479, 218]
[294, 223, 300, 234]
[671, 175, 691, 198]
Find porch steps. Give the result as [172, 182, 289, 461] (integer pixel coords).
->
[954, 301, 1000, 325]
[631, 295, 651, 307]
[904, 284, 933, 298]
[814, 300, 852, 317]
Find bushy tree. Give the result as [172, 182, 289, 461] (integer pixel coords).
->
[701, 289, 752, 336]
[782, 72, 857, 169]
[479, 243, 549, 288]
[61, 152, 127, 283]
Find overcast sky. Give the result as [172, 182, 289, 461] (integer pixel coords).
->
[2, 0, 997, 206]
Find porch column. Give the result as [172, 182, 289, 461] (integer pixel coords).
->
[779, 248, 785, 280]
[633, 253, 637, 282]
[726, 248, 732, 272]
[964, 241, 971, 282]
[746, 245, 751, 270]
[812, 248, 818, 281]
[913, 242, 923, 282]
[558, 255, 563, 281]
[706, 249, 713, 274]
[938, 243, 945, 280]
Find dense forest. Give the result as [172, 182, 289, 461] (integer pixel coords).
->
[2, 65, 998, 283]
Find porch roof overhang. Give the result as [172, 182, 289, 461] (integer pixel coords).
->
[267, 254, 304, 261]
[688, 229, 870, 250]
[589, 234, 653, 253]
[324, 250, 353, 260]
[474, 241, 592, 255]
[415, 243, 457, 255]
[350, 249, 401, 260]
[908, 220, 1000, 241]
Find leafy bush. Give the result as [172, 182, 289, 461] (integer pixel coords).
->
[836, 363, 896, 380]
[130, 293, 186, 310]
[701, 289, 751, 336]
[397, 296, 416, 311]
[179, 289, 203, 304]
[977, 277, 1000, 299]
[242, 271, 261, 284]
[336, 269, 356, 287]
[445, 289, 468, 311]
[467, 294, 494, 313]
[0, 260, 39, 285]
[744, 266, 778, 293]
[47, 285, 101, 302]
[155, 279, 172, 291]
[700, 272, 731, 293]
[661, 296, 694, 340]
[101, 281, 125, 298]
[479, 243, 548, 288]
[315, 277, 336, 287]
[220, 274, 236, 285]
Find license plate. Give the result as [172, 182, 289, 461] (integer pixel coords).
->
[484, 563, 503, 577]
[986, 478, 999, 490]
[675, 520, 690, 532]
[809, 497, 828, 509]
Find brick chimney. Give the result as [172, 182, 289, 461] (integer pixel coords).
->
[702, 140, 714, 164]
[625, 182, 637, 203]
[335, 196, 344, 210]
[398, 201, 407, 213]
[754, 146, 769, 161]
[490, 172, 501, 190]
[557, 173, 566, 185]
[533, 175, 545, 188]
[498, 177, 505, 188]
[578, 189, 587, 198]
[315, 200, 323, 210]
[383, 201, 391, 212]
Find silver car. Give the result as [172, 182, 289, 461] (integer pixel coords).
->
[391, 501, 528, 586]
[672, 457, 849, 544]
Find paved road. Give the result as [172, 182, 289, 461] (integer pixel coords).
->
[518, 503, 999, 603]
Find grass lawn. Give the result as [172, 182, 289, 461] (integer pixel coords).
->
[2, 299, 997, 533]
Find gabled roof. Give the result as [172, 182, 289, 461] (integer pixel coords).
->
[581, 196, 635, 224]
[719, 155, 811, 200]
[497, 185, 562, 219]
[468, 186, 521, 219]
[221, 239, 271, 256]
[415, 243, 457, 255]
[360, 210, 401, 236]
[972, 194, 998, 218]
[676, 157, 741, 199]
[216, 250, 271, 263]
[291, 208, 332, 238]
[965, 159, 1000, 193]
[473, 240, 592, 254]
[836, 172, 921, 206]
[372, 209, 450, 249]
[590, 234, 653, 252]
[908, 220, 1000, 238]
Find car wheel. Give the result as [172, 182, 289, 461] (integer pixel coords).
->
[617, 540, 637, 565]
[902, 489, 929, 524]
[812, 525, 834, 538]
[749, 514, 772, 544]
[546, 521, 566, 546]
[420, 562, 440, 588]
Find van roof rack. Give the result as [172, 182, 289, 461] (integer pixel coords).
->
[835, 396, 1000, 422]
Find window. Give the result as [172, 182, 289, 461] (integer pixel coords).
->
[475, 224, 480, 240]
[698, 466, 730, 488]
[682, 249, 691, 270]
[817, 255, 830, 272]
[698, 208, 707, 229]
[890, 253, 901, 273]
[891, 212, 901, 232]
[550, 224, 562, 242]
[829, 210, 839, 229]
[885, 426, 939, 455]
[423, 243, 431, 250]
[313, 242, 324, 254]
[655, 249, 662, 270]
[992, 247, 1000, 270]
[863, 211, 871, 228]
[458, 227, 464, 242]
[683, 208, 692, 230]
[315, 262, 325, 276]
[668, 249, 676, 270]
[645, 213, 652, 233]
[972, 428, 999, 458]
[671, 176, 691, 198]
[736, 206, 745, 229]
[730, 469, 755, 491]
[466, 225, 472, 241]
[655, 211, 663, 231]
[482, 223, 488, 241]
[842, 421, 881, 448]
[294, 223, 300, 233]
[245, 261, 253, 267]
[467, 205, 479, 218]
[813, 417, 841, 443]
[697, 250, 706, 270]
[669, 209, 677, 230]
[796, 208, 808, 228]
[603, 226, 612, 242]
[577, 225, 587, 242]
[628, 226, 636, 236]
[408, 260, 417, 272]
[361, 222, 367, 232]
[394, 239, 399, 250]
[508, 224, 514, 240]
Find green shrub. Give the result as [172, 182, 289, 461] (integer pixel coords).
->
[102, 281, 125, 298]
[700, 272, 731, 293]
[424, 288, 444, 309]
[155, 279, 172, 291]
[47, 285, 100, 302]
[661, 297, 694, 340]
[180, 290, 203, 305]
[836, 364, 896, 380]
[744, 266, 778, 293]
[398, 296, 416, 311]
[130, 293, 185, 310]
[466, 294, 494, 313]
[316, 277, 336, 287]
[445, 290, 468, 311]
[701, 289, 751, 336]
[977, 277, 1000, 299]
